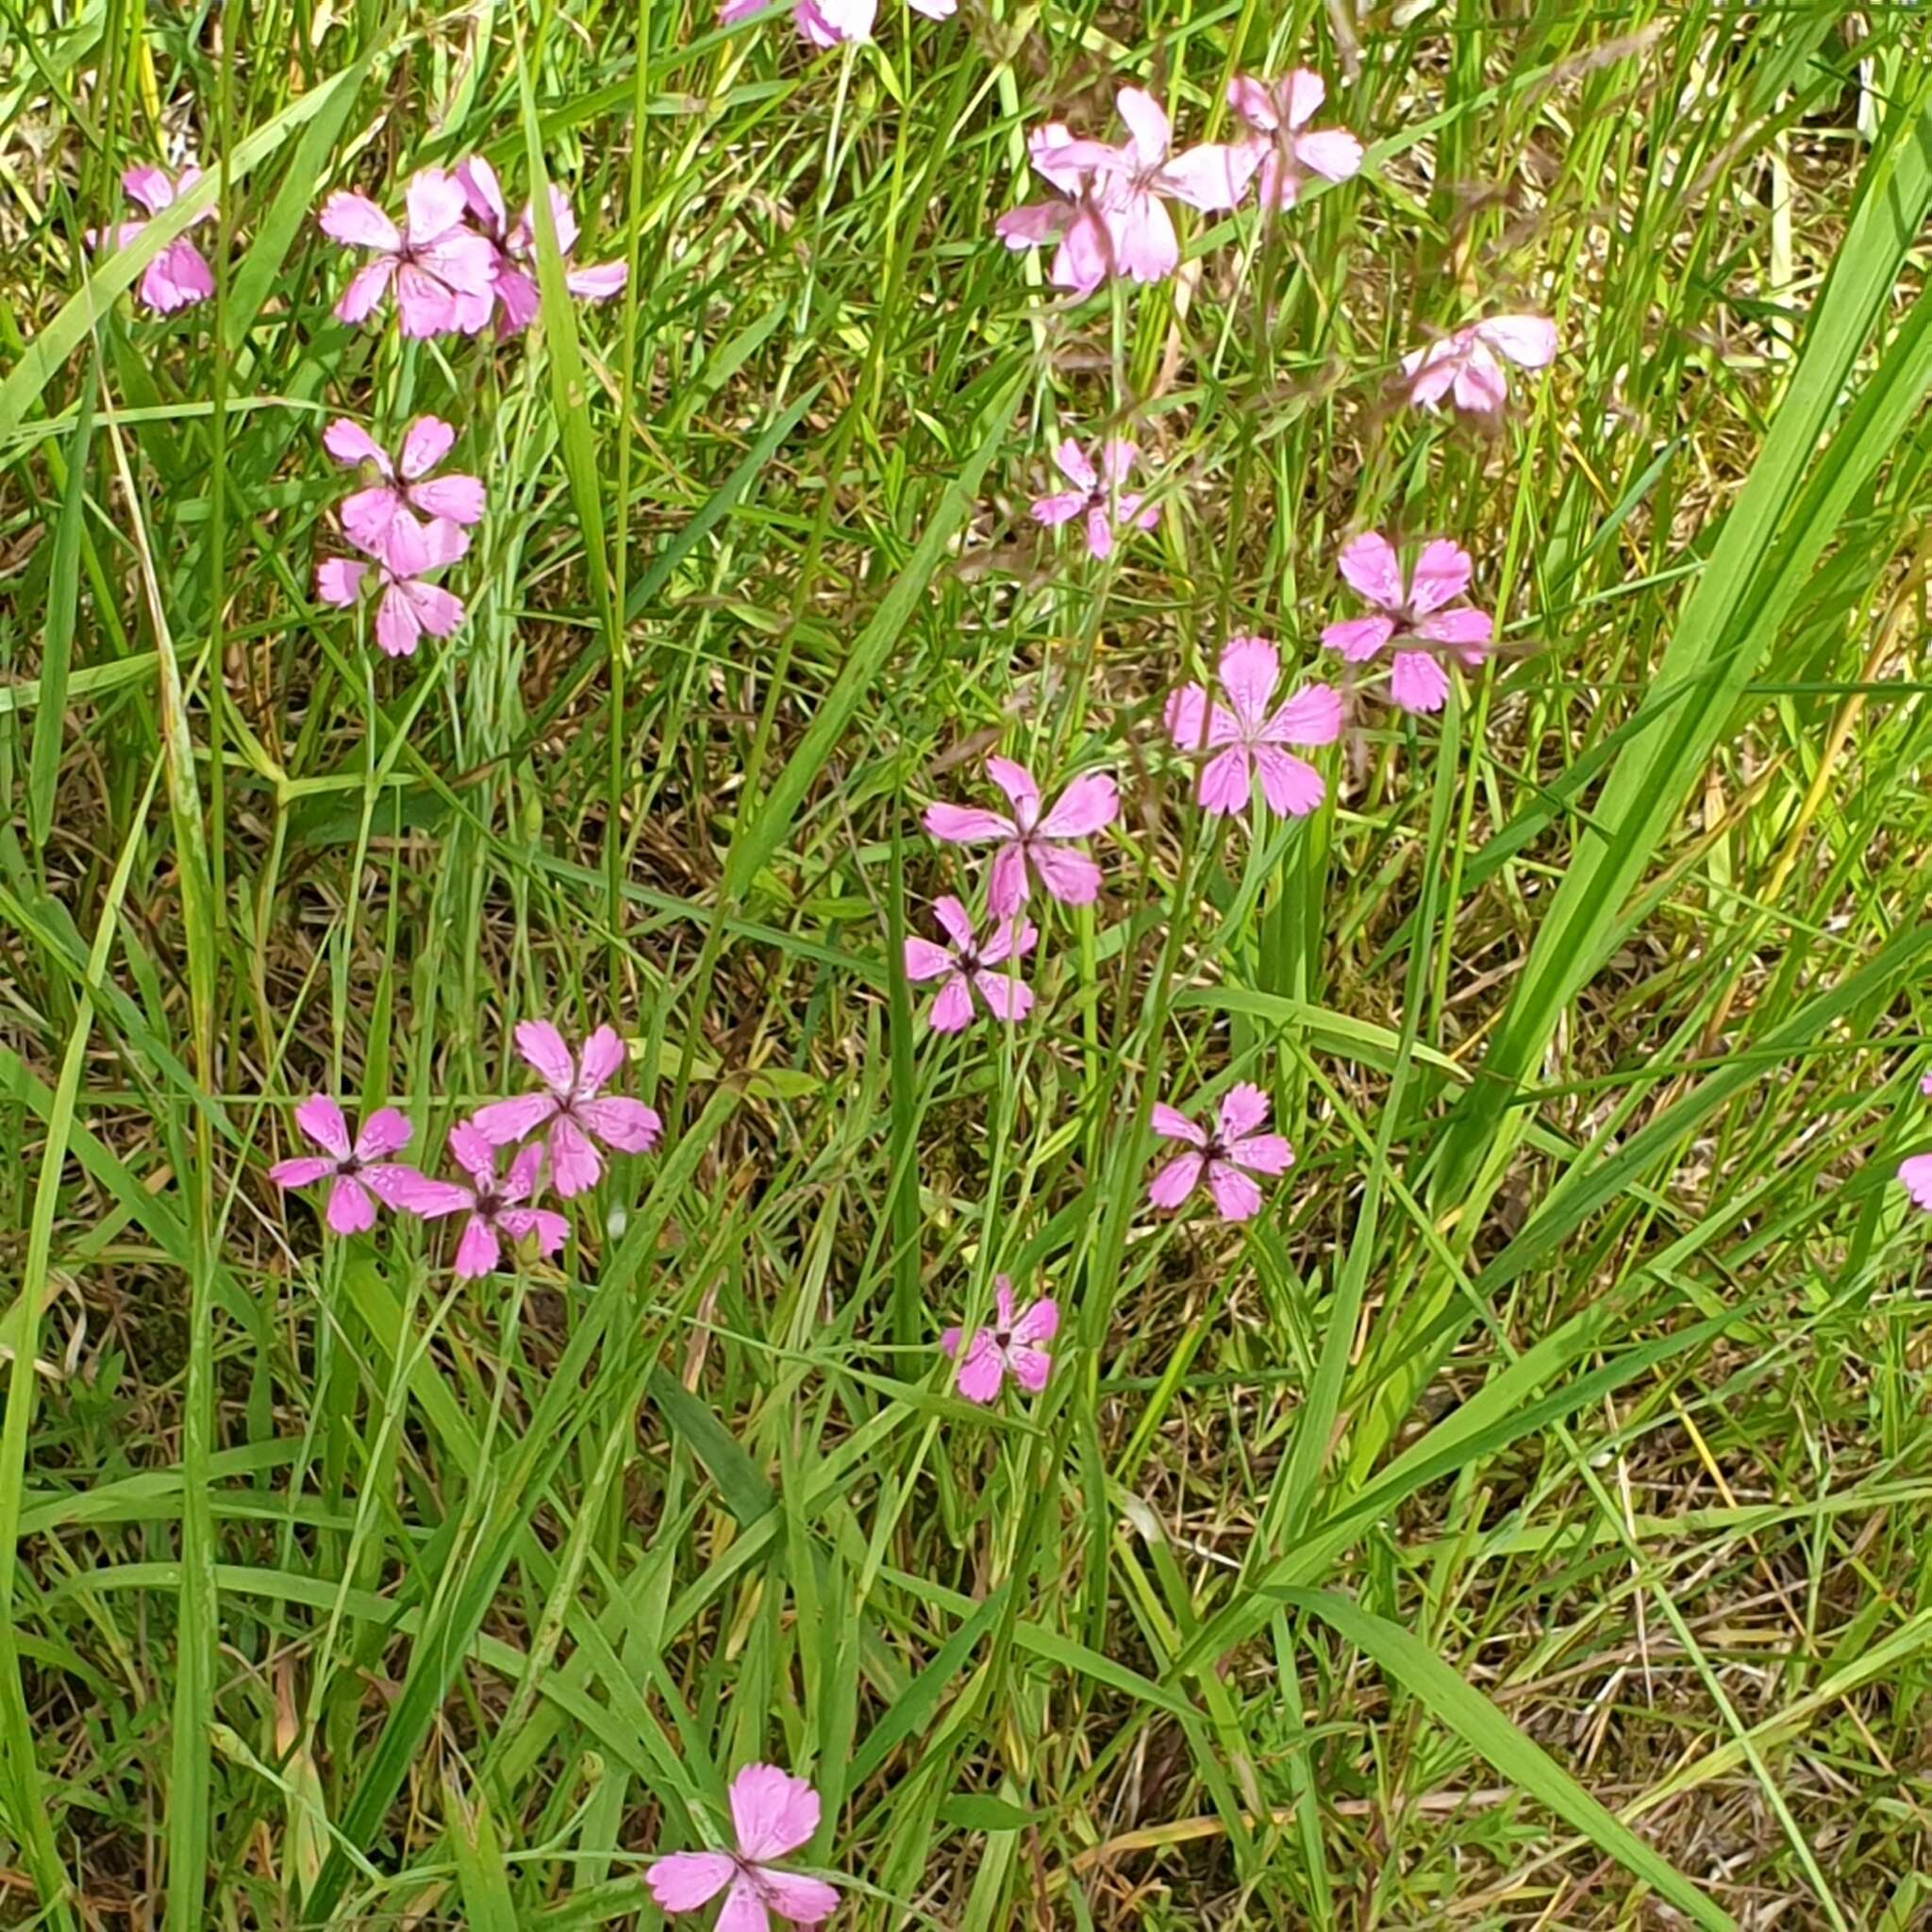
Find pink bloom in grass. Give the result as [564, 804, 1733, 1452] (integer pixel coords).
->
[315, 517, 471, 658]
[1321, 533, 1493, 715]
[1030, 439, 1159, 559]
[647, 1763, 839, 1931]
[998, 91, 1258, 292]
[269, 1095, 441, 1235]
[1164, 638, 1343, 818]
[717, 0, 876, 47]
[324, 416, 486, 562]
[924, 757, 1118, 917]
[1902, 1153, 1932, 1212]
[456, 158, 627, 335]
[941, 1276, 1058, 1402]
[89, 165, 216, 313]
[319, 170, 495, 338]
[408, 1123, 569, 1279]
[1148, 1083, 1294, 1223]
[1226, 71, 1363, 211]
[1402, 314, 1557, 416]
[903, 895, 1036, 1033]
[470, 1021, 661, 1197]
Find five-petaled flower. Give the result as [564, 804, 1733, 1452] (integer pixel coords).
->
[324, 416, 487, 565]
[470, 1021, 661, 1196]
[89, 164, 217, 313]
[1147, 1083, 1294, 1222]
[647, 1763, 840, 1930]
[1321, 534, 1493, 714]
[1030, 439, 1160, 559]
[1226, 70, 1364, 211]
[941, 1277, 1058, 1402]
[407, 1122, 569, 1279]
[456, 158, 628, 335]
[924, 757, 1118, 917]
[1402, 314, 1557, 416]
[1164, 638, 1343, 817]
[319, 170, 496, 338]
[904, 896, 1037, 1033]
[316, 516, 472, 658]
[269, 1095, 436, 1234]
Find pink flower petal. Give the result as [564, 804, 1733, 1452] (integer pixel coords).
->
[408, 474, 487, 525]
[575, 1024, 628, 1093]
[1114, 87, 1171, 168]
[1218, 1083, 1270, 1140]
[974, 915, 1036, 967]
[362, 1165, 475, 1217]
[1389, 651, 1450, 714]
[1006, 1343, 1052, 1393]
[353, 1107, 412, 1159]
[995, 201, 1070, 250]
[1901, 1154, 1932, 1211]
[973, 971, 1034, 1022]
[468, 1093, 560, 1146]
[452, 1213, 502, 1278]
[1103, 192, 1178, 283]
[1206, 1161, 1263, 1222]
[325, 1174, 377, 1235]
[1407, 539, 1474, 615]
[984, 756, 1041, 826]
[1413, 607, 1494, 654]
[1012, 1295, 1058, 1345]
[1216, 638, 1280, 734]
[579, 1096, 662, 1153]
[1291, 127, 1364, 185]
[1155, 141, 1262, 211]
[456, 155, 509, 235]
[269, 1156, 336, 1191]
[546, 1114, 605, 1197]
[1264, 683, 1345, 748]
[319, 192, 401, 252]
[754, 1868, 840, 1926]
[1322, 614, 1397, 663]
[1475, 312, 1557, 369]
[1452, 342, 1510, 414]
[1225, 75, 1281, 134]
[449, 1119, 502, 1181]
[375, 584, 425, 658]
[122, 165, 176, 214]
[1039, 771, 1117, 839]
[1250, 746, 1325, 817]
[930, 894, 974, 952]
[393, 262, 458, 339]
[1030, 490, 1086, 527]
[1029, 841, 1102, 906]
[1337, 532, 1404, 610]
[987, 841, 1029, 918]
[325, 419, 390, 472]
[927, 974, 975, 1033]
[404, 169, 468, 247]
[566, 259, 629, 301]
[315, 556, 367, 608]
[499, 1207, 570, 1257]
[1227, 1132, 1293, 1176]
[729, 1765, 821, 1864]
[396, 415, 456, 479]
[923, 803, 1014, 845]
[1147, 1151, 1204, 1208]
[141, 241, 214, 313]
[1049, 208, 1113, 294]
[1196, 745, 1253, 815]
[292, 1094, 354, 1159]
[335, 258, 397, 325]
[1150, 1105, 1205, 1146]
[646, 1851, 736, 1912]
[1083, 505, 1115, 559]
[904, 937, 957, 982]
[953, 1331, 1006, 1402]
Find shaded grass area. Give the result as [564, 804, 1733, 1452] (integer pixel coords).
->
[3, 0, 1932, 1924]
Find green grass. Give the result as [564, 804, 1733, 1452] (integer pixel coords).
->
[4, 0, 1932, 1924]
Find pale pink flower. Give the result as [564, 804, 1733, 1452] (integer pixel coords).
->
[315, 517, 471, 658]
[924, 757, 1117, 916]
[469, 1021, 661, 1197]
[1902, 1153, 1932, 1211]
[997, 91, 1258, 291]
[318, 170, 495, 338]
[1226, 71, 1363, 210]
[1147, 1083, 1293, 1222]
[89, 165, 216, 313]
[1030, 439, 1159, 559]
[1402, 314, 1557, 415]
[941, 1276, 1058, 1401]
[717, 0, 875, 46]
[1923, 1073, 1932, 1097]
[324, 416, 486, 563]
[269, 1095, 441, 1234]
[903, 896, 1036, 1033]
[407, 1122, 569, 1279]
[647, 1763, 839, 1930]
[1321, 534, 1493, 714]
[1164, 638, 1342, 817]
[456, 159, 627, 335]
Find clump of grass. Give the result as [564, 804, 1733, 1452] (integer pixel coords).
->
[3, 3, 1932, 1928]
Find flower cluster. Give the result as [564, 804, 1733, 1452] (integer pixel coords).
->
[270, 1023, 660, 1279]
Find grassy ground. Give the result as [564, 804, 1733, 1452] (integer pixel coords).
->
[4, 0, 1932, 1924]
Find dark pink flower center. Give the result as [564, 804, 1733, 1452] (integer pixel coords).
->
[339, 1155, 363, 1176]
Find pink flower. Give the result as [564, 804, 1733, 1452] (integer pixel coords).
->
[1321, 534, 1493, 714]
[647, 1763, 839, 1931]
[323, 416, 486, 563]
[268, 1095, 441, 1235]
[456, 159, 627, 335]
[924, 757, 1118, 916]
[903, 896, 1036, 1033]
[1402, 314, 1557, 415]
[1226, 71, 1363, 210]
[318, 170, 496, 338]
[469, 1021, 661, 1197]
[1164, 638, 1342, 817]
[315, 516, 471, 658]
[1902, 1153, 1932, 1212]
[717, 0, 875, 46]
[1030, 439, 1159, 559]
[1924, 1073, 1932, 1097]
[1147, 1083, 1294, 1223]
[997, 91, 1259, 292]
[941, 1277, 1058, 1401]
[89, 165, 216, 313]
[407, 1123, 569, 1279]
